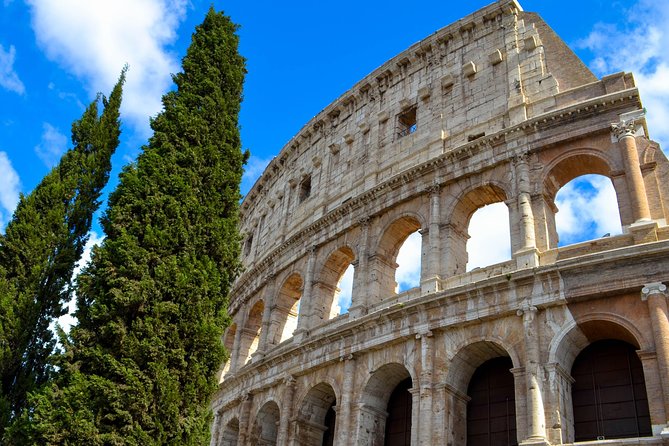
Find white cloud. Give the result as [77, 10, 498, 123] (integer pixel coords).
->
[35, 123, 67, 167]
[467, 203, 511, 271]
[576, 0, 669, 150]
[555, 175, 621, 245]
[0, 151, 20, 229]
[57, 231, 105, 332]
[27, 0, 188, 137]
[0, 44, 25, 95]
[396, 231, 421, 292]
[242, 156, 272, 195]
[336, 264, 354, 314]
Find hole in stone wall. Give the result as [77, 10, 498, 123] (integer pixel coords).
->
[396, 107, 417, 139]
[299, 175, 311, 202]
[466, 202, 511, 271]
[395, 231, 421, 293]
[555, 174, 621, 246]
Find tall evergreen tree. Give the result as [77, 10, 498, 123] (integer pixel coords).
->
[0, 69, 126, 438]
[27, 8, 245, 445]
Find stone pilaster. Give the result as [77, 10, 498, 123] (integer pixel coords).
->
[518, 304, 549, 445]
[277, 375, 296, 445]
[612, 116, 651, 223]
[295, 246, 317, 337]
[418, 331, 434, 445]
[422, 185, 442, 294]
[238, 393, 254, 446]
[335, 354, 356, 445]
[513, 154, 539, 268]
[255, 280, 275, 357]
[641, 282, 669, 436]
[230, 319, 244, 372]
[350, 219, 370, 317]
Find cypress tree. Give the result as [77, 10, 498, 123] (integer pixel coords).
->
[27, 8, 245, 445]
[0, 68, 126, 438]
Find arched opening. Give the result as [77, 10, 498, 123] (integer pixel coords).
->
[359, 363, 413, 445]
[571, 339, 651, 441]
[295, 383, 337, 446]
[221, 417, 239, 446]
[396, 231, 421, 292]
[252, 401, 280, 445]
[336, 264, 354, 314]
[542, 153, 620, 249]
[466, 202, 511, 271]
[219, 323, 237, 380]
[374, 216, 422, 298]
[313, 246, 355, 322]
[270, 273, 303, 345]
[447, 184, 509, 275]
[385, 377, 413, 446]
[467, 356, 517, 446]
[555, 174, 621, 246]
[240, 300, 264, 365]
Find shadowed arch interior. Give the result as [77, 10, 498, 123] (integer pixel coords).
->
[220, 417, 239, 446]
[296, 383, 337, 446]
[240, 300, 264, 365]
[312, 246, 355, 322]
[253, 401, 280, 445]
[374, 216, 423, 297]
[270, 273, 303, 345]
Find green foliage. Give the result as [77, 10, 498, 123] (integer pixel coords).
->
[0, 68, 126, 440]
[26, 8, 245, 445]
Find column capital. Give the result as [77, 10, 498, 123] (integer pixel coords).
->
[517, 302, 538, 323]
[425, 183, 441, 196]
[642, 282, 667, 301]
[611, 110, 644, 141]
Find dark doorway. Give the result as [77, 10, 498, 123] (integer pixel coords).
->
[467, 356, 517, 446]
[384, 377, 412, 446]
[572, 339, 651, 441]
[321, 403, 336, 446]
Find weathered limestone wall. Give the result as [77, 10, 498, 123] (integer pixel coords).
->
[212, 1, 669, 445]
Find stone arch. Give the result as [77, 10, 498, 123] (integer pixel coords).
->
[541, 150, 623, 247]
[445, 340, 519, 446]
[371, 214, 424, 299]
[269, 272, 303, 346]
[252, 400, 281, 445]
[444, 183, 510, 276]
[358, 362, 414, 445]
[295, 382, 338, 446]
[312, 245, 356, 323]
[547, 314, 653, 443]
[220, 417, 239, 446]
[239, 300, 264, 366]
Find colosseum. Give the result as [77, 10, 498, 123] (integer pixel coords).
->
[210, 1, 669, 444]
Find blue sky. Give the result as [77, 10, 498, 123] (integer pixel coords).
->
[1, 0, 669, 315]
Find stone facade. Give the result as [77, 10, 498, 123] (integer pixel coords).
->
[210, 1, 669, 444]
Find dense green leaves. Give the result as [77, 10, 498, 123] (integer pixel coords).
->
[26, 8, 245, 445]
[0, 69, 126, 441]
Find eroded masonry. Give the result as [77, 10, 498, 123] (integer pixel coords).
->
[210, 1, 669, 445]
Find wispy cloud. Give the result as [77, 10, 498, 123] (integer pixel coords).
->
[26, 0, 188, 138]
[35, 123, 67, 167]
[555, 175, 621, 245]
[576, 0, 669, 150]
[242, 155, 272, 195]
[0, 44, 25, 95]
[0, 151, 21, 229]
[467, 203, 511, 270]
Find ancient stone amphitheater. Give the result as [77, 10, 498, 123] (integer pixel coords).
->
[210, 1, 669, 444]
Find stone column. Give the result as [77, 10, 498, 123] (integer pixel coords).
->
[335, 354, 356, 445]
[513, 154, 539, 268]
[612, 117, 651, 222]
[238, 393, 254, 446]
[295, 246, 316, 336]
[409, 387, 420, 446]
[210, 409, 222, 446]
[230, 319, 244, 372]
[518, 304, 548, 445]
[277, 375, 297, 445]
[256, 276, 277, 354]
[641, 282, 669, 434]
[418, 332, 434, 445]
[350, 219, 370, 318]
[422, 185, 442, 294]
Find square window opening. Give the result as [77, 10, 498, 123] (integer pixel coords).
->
[299, 176, 311, 202]
[397, 107, 417, 139]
